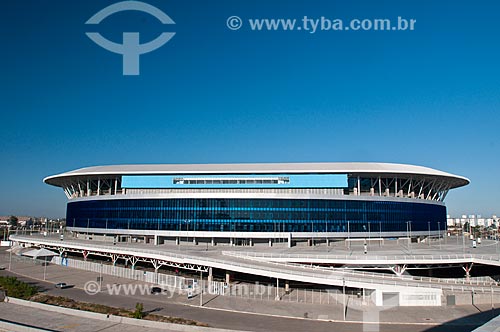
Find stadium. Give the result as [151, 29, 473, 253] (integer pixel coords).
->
[44, 162, 469, 246]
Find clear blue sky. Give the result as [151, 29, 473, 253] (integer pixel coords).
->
[1, 0, 499, 218]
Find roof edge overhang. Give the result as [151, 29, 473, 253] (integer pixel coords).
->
[43, 162, 470, 190]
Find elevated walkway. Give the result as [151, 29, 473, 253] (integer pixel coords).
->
[10, 234, 500, 307]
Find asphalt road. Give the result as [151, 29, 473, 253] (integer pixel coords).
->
[0, 268, 489, 332]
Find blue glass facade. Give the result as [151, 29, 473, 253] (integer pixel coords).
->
[67, 198, 446, 233]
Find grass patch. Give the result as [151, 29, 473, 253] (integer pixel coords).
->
[0, 276, 38, 300]
[29, 294, 208, 326]
[0, 276, 206, 326]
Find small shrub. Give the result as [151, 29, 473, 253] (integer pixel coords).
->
[132, 302, 144, 319]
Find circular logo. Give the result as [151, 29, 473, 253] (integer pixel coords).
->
[227, 16, 243, 30]
[84, 281, 101, 295]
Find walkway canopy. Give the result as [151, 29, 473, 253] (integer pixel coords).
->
[22, 248, 58, 259]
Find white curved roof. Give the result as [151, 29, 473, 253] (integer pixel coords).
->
[44, 162, 469, 188]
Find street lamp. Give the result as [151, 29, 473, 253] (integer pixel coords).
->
[8, 246, 12, 271]
[368, 222, 371, 246]
[43, 257, 48, 281]
[184, 219, 191, 244]
[342, 278, 346, 320]
[438, 222, 442, 250]
[199, 270, 203, 306]
[379, 221, 382, 244]
[311, 220, 314, 246]
[406, 221, 412, 254]
[428, 221, 431, 246]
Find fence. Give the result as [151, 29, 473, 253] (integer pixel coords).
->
[47, 256, 355, 306]
[51, 256, 188, 290]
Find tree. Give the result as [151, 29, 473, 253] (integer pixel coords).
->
[7, 216, 18, 228]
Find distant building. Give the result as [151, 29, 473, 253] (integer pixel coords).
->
[0, 216, 33, 227]
[447, 214, 499, 228]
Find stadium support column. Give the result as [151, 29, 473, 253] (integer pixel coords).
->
[269, 238, 273, 247]
[288, 233, 292, 248]
[211, 237, 215, 246]
[154, 235, 159, 245]
[176, 237, 179, 245]
[225, 271, 230, 284]
[463, 263, 474, 282]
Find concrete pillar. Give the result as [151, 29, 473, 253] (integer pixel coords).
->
[154, 235, 159, 246]
[225, 272, 230, 284]
[372, 289, 383, 306]
[275, 278, 280, 300]
[211, 238, 215, 246]
[230, 238, 234, 246]
[288, 233, 292, 248]
[326, 238, 330, 247]
[285, 280, 290, 293]
[175, 237, 179, 245]
[193, 238, 197, 245]
[208, 267, 213, 283]
[249, 238, 253, 246]
[269, 238, 273, 247]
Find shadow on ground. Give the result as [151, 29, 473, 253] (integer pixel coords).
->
[424, 308, 500, 332]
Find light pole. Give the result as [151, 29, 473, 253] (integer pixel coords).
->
[8, 246, 12, 271]
[342, 278, 346, 320]
[462, 222, 466, 253]
[406, 221, 412, 254]
[127, 219, 131, 244]
[99, 262, 103, 291]
[311, 221, 314, 246]
[438, 222, 442, 250]
[184, 219, 191, 244]
[43, 257, 47, 281]
[199, 270, 203, 306]
[347, 220, 350, 249]
[368, 222, 371, 246]
[379, 221, 382, 246]
[428, 221, 431, 246]
[496, 234, 499, 260]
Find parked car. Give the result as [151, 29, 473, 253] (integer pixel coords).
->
[151, 286, 163, 295]
[55, 282, 69, 289]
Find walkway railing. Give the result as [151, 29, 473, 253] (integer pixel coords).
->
[11, 235, 500, 293]
[221, 250, 500, 263]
